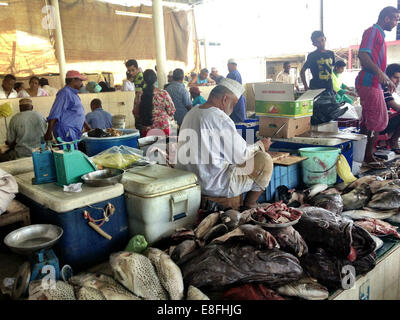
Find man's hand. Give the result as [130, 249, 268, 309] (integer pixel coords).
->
[44, 131, 53, 142]
[388, 79, 397, 94]
[261, 138, 272, 152]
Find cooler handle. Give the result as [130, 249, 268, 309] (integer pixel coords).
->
[170, 192, 188, 222]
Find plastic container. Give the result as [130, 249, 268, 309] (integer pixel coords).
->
[84, 129, 140, 157]
[14, 172, 129, 271]
[299, 147, 341, 186]
[0, 157, 34, 176]
[112, 115, 126, 129]
[236, 119, 260, 143]
[257, 164, 301, 203]
[122, 164, 201, 245]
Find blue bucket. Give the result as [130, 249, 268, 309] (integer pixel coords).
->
[84, 129, 140, 157]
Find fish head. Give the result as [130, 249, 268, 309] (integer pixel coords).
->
[109, 252, 133, 285]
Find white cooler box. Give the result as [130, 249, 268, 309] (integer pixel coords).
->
[122, 164, 201, 244]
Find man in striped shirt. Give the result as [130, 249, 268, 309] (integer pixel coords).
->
[356, 6, 399, 168]
[381, 64, 400, 154]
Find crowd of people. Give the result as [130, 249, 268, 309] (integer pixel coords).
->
[0, 5, 398, 198]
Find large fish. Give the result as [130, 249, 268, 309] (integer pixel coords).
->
[341, 183, 371, 211]
[367, 189, 400, 210]
[186, 286, 210, 300]
[145, 247, 185, 300]
[276, 277, 329, 300]
[300, 248, 376, 290]
[347, 176, 378, 191]
[76, 287, 106, 300]
[220, 209, 251, 230]
[109, 252, 168, 300]
[211, 224, 279, 249]
[171, 240, 198, 262]
[309, 193, 344, 215]
[29, 281, 76, 300]
[370, 179, 400, 194]
[181, 243, 303, 290]
[269, 226, 308, 258]
[194, 212, 221, 239]
[342, 209, 397, 220]
[69, 273, 141, 300]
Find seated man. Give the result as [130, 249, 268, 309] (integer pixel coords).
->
[0, 98, 47, 162]
[175, 78, 273, 208]
[189, 86, 207, 106]
[210, 67, 224, 84]
[380, 63, 400, 154]
[332, 60, 358, 104]
[85, 99, 113, 130]
[189, 68, 216, 87]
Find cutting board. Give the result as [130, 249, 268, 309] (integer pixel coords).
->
[273, 156, 308, 166]
[268, 152, 290, 162]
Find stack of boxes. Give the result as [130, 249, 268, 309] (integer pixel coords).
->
[254, 83, 324, 138]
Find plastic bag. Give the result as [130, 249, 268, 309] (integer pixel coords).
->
[125, 235, 148, 253]
[337, 154, 357, 185]
[0, 102, 13, 118]
[91, 145, 146, 169]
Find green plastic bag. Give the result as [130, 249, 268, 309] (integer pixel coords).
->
[125, 235, 148, 253]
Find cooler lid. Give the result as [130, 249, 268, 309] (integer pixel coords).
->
[15, 172, 124, 213]
[122, 164, 198, 197]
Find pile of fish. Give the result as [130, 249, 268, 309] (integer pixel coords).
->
[28, 250, 210, 301]
[251, 202, 303, 224]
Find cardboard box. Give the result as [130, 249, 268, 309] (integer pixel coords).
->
[254, 83, 324, 118]
[259, 116, 311, 139]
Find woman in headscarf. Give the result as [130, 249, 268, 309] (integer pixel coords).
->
[18, 76, 49, 98]
[133, 69, 175, 137]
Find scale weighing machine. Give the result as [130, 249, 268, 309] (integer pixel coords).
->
[4, 224, 71, 299]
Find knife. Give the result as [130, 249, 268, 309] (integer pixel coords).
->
[271, 122, 287, 138]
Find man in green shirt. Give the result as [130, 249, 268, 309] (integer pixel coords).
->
[126, 59, 145, 93]
[0, 98, 47, 162]
[332, 60, 358, 104]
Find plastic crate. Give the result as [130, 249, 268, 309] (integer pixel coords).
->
[236, 119, 260, 143]
[257, 163, 301, 203]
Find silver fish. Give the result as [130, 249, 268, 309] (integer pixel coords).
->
[186, 285, 210, 300]
[341, 183, 371, 211]
[342, 210, 397, 220]
[308, 184, 328, 199]
[347, 176, 378, 190]
[110, 252, 168, 300]
[220, 209, 251, 230]
[145, 247, 185, 300]
[367, 189, 400, 210]
[194, 212, 221, 239]
[69, 273, 140, 300]
[370, 179, 400, 194]
[370, 235, 384, 252]
[276, 277, 329, 300]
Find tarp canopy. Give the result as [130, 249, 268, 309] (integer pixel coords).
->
[0, 0, 199, 77]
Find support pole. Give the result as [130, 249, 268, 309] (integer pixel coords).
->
[320, 0, 324, 32]
[152, 0, 168, 89]
[52, 0, 67, 87]
[203, 38, 208, 70]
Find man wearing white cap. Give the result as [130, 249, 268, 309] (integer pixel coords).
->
[0, 98, 47, 162]
[227, 58, 247, 123]
[175, 78, 274, 208]
[45, 70, 88, 144]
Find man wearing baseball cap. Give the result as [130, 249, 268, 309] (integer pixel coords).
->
[175, 78, 274, 209]
[0, 98, 47, 162]
[45, 70, 88, 144]
[227, 58, 247, 123]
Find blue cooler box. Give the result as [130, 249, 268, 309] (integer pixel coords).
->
[84, 129, 141, 157]
[236, 119, 260, 144]
[15, 172, 129, 271]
